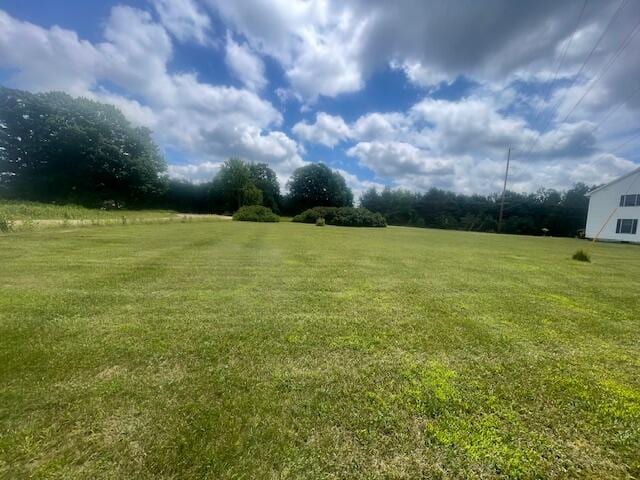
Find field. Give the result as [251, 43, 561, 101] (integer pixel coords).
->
[0, 200, 178, 221]
[1, 221, 639, 478]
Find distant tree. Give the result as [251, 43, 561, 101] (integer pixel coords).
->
[361, 187, 419, 225]
[0, 86, 167, 206]
[163, 179, 211, 213]
[249, 162, 281, 212]
[209, 158, 253, 212]
[209, 158, 281, 213]
[359, 182, 594, 238]
[286, 163, 353, 213]
[560, 183, 592, 237]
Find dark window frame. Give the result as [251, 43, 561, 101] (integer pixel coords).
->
[620, 194, 639, 207]
[616, 218, 638, 234]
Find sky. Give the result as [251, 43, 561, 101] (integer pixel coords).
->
[1, 0, 639, 198]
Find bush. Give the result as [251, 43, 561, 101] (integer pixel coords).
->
[293, 207, 386, 227]
[572, 249, 591, 262]
[292, 207, 338, 224]
[232, 205, 280, 222]
[0, 216, 12, 233]
[316, 217, 326, 226]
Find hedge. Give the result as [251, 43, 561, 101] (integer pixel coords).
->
[293, 207, 386, 227]
[232, 205, 280, 222]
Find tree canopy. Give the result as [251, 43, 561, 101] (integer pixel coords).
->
[286, 163, 353, 213]
[209, 158, 281, 213]
[0, 87, 167, 207]
[361, 184, 593, 237]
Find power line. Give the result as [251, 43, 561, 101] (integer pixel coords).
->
[519, 0, 630, 162]
[559, 15, 640, 125]
[518, 0, 590, 161]
[589, 83, 640, 135]
[607, 130, 640, 154]
[526, 12, 640, 162]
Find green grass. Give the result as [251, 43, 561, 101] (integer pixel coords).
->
[0, 199, 177, 220]
[1, 222, 639, 479]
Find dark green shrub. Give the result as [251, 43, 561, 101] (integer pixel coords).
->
[572, 249, 591, 262]
[0, 216, 12, 233]
[293, 207, 386, 227]
[316, 217, 326, 226]
[233, 205, 280, 222]
[332, 207, 386, 227]
[292, 207, 338, 224]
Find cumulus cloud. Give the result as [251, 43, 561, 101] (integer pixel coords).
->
[204, 0, 367, 100]
[225, 33, 267, 91]
[152, 0, 212, 45]
[348, 141, 454, 178]
[0, 10, 101, 94]
[168, 161, 222, 183]
[203, 0, 640, 102]
[292, 113, 351, 147]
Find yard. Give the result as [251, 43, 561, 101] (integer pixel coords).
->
[1, 221, 639, 478]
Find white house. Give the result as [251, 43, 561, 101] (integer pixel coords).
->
[585, 167, 640, 243]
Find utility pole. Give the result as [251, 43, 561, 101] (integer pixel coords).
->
[497, 147, 511, 233]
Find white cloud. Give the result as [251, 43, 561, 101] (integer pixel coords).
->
[152, 0, 212, 45]
[224, 33, 267, 91]
[168, 161, 222, 183]
[203, 0, 640, 106]
[351, 112, 412, 142]
[204, 0, 368, 100]
[391, 60, 449, 89]
[0, 10, 100, 94]
[348, 141, 455, 178]
[292, 112, 351, 147]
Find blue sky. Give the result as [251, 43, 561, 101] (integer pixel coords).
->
[1, 0, 639, 197]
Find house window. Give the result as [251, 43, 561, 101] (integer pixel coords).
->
[620, 194, 639, 206]
[616, 218, 638, 234]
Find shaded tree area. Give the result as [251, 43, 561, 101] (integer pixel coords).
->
[0, 87, 167, 207]
[361, 184, 593, 237]
[208, 158, 282, 214]
[161, 180, 211, 213]
[284, 163, 353, 214]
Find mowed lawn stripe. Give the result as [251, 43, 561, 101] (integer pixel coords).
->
[1, 222, 639, 478]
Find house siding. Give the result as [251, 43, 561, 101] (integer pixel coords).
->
[586, 170, 640, 242]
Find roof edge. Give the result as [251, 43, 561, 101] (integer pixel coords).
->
[585, 166, 640, 197]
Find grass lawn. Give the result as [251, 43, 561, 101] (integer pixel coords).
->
[1, 221, 639, 478]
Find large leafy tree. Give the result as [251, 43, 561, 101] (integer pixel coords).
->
[0, 87, 167, 206]
[286, 163, 353, 213]
[209, 158, 255, 212]
[209, 158, 281, 213]
[249, 162, 281, 212]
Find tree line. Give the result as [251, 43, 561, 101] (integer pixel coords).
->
[361, 184, 592, 237]
[1, 86, 593, 236]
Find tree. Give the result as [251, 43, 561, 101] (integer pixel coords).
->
[286, 163, 353, 213]
[249, 163, 281, 212]
[209, 158, 280, 213]
[358, 183, 594, 238]
[163, 179, 211, 213]
[209, 158, 253, 212]
[0, 87, 167, 206]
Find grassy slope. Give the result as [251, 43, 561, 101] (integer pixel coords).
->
[0, 222, 638, 479]
[0, 200, 177, 220]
